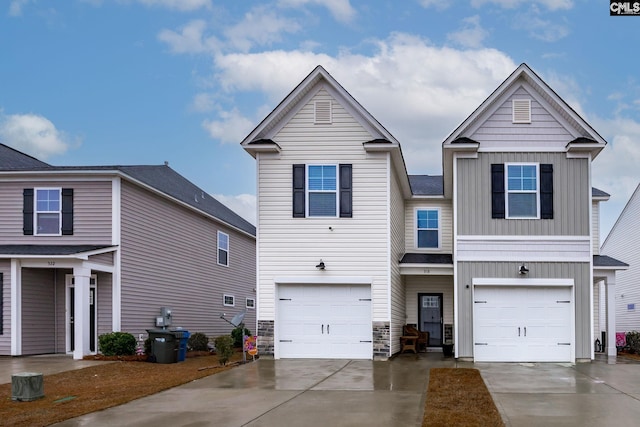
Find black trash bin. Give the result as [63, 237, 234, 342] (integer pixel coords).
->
[147, 329, 178, 364]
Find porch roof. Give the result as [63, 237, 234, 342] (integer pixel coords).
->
[593, 255, 628, 269]
[400, 253, 453, 264]
[0, 245, 115, 257]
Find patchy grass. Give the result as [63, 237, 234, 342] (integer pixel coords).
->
[0, 352, 244, 427]
[423, 368, 504, 427]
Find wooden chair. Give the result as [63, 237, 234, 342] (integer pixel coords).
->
[403, 324, 429, 353]
[399, 334, 417, 354]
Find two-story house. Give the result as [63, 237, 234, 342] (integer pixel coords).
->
[0, 144, 256, 359]
[241, 63, 626, 362]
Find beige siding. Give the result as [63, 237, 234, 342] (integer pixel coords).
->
[405, 275, 454, 326]
[120, 180, 256, 340]
[0, 261, 11, 355]
[389, 166, 406, 355]
[21, 268, 56, 355]
[457, 261, 591, 360]
[257, 87, 390, 321]
[457, 152, 590, 236]
[404, 200, 452, 253]
[0, 180, 112, 245]
[471, 86, 574, 148]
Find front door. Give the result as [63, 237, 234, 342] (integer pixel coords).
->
[419, 293, 443, 346]
[67, 275, 97, 353]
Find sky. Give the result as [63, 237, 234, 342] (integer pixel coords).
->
[1, 0, 639, 243]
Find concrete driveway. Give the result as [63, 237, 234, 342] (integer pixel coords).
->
[3, 353, 639, 426]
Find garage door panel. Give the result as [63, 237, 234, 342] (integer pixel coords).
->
[474, 286, 573, 362]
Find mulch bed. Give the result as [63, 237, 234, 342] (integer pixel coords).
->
[423, 368, 504, 427]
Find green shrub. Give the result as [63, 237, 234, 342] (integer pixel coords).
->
[144, 337, 152, 355]
[626, 331, 640, 354]
[231, 324, 251, 348]
[214, 335, 235, 365]
[187, 332, 210, 352]
[98, 332, 137, 356]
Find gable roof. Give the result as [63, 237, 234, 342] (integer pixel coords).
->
[0, 143, 51, 169]
[408, 175, 444, 196]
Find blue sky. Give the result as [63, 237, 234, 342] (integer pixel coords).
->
[1, 0, 639, 242]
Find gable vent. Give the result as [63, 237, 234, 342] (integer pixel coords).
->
[314, 100, 332, 124]
[512, 99, 531, 123]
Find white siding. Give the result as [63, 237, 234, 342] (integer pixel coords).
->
[404, 200, 453, 253]
[257, 87, 390, 321]
[592, 201, 600, 255]
[389, 166, 406, 355]
[602, 184, 640, 332]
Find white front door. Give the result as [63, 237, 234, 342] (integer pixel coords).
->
[473, 286, 573, 362]
[277, 284, 372, 359]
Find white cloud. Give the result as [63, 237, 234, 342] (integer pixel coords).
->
[224, 7, 302, 52]
[278, 0, 356, 23]
[0, 113, 76, 159]
[8, 0, 32, 16]
[134, 0, 211, 11]
[213, 33, 516, 173]
[190, 93, 216, 112]
[471, 0, 573, 10]
[213, 193, 256, 225]
[513, 11, 570, 42]
[447, 15, 489, 48]
[202, 108, 255, 144]
[419, 0, 450, 10]
[158, 20, 219, 54]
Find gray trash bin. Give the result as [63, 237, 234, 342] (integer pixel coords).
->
[147, 329, 178, 364]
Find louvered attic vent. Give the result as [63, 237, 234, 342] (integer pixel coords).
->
[512, 99, 531, 123]
[314, 100, 332, 124]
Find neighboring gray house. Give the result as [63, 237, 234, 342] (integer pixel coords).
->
[241, 63, 626, 362]
[0, 143, 256, 359]
[601, 184, 638, 335]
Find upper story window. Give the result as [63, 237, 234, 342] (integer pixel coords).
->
[506, 164, 539, 218]
[416, 208, 439, 249]
[217, 231, 229, 266]
[292, 164, 352, 218]
[35, 188, 62, 235]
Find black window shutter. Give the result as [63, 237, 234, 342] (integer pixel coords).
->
[62, 188, 74, 235]
[491, 164, 505, 219]
[540, 164, 554, 219]
[23, 188, 34, 235]
[292, 164, 305, 218]
[339, 164, 352, 218]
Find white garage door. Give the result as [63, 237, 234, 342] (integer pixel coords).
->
[277, 284, 372, 359]
[473, 286, 573, 362]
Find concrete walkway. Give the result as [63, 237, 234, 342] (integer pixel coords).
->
[4, 353, 640, 426]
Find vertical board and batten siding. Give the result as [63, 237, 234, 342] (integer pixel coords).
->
[470, 86, 574, 148]
[457, 152, 589, 236]
[0, 261, 10, 355]
[21, 268, 56, 355]
[404, 200, 453, 253]
[601, 187, 640, 332]
[456, 261, 591, 359]
[592, 202, 600, 255]
[0, 180, 112, 244]
[257, 87, 390, 321]
[389, 167, 406, 355]
[404, 276, 454, 326]
[120, 180, 256, 340]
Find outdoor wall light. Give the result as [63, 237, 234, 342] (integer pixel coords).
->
[519, 264, 529, 275]
[316, 260, 326, 270]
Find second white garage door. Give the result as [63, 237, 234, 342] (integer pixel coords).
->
[473, 286, 573, 362]
[277, 284, 372, 359]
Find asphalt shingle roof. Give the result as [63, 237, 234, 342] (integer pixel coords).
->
[408, 175, 444, 196]
[0, 143, 51, 169]
[593, 255, 628, 268]
[0, 245, 112, 256]
[400, 253, 453, 264]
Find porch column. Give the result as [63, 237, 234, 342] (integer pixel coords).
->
[73, 266, 91, 360]
[10, 259, 22, 356]
[605, 272, 617, 358]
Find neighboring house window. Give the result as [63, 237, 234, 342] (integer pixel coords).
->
[218, 231, 229, 266]
[416, 209, 439, 249]
[491, 163, 553, 219]
[23, 188, 74, 235]
[223, 294, 235, 307]
[246, 298, 255, 309]
[292, 164, 352, 218]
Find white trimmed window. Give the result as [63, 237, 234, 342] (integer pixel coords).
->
[307, 165, 337, 217]
[223, 294, 235, 307]
[217, 231, 229, 266]
[35, 188, 62, 235]
[246, 298, 255, 309]
[416, 208, 439, 249]
[506, 164, 539, 218]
